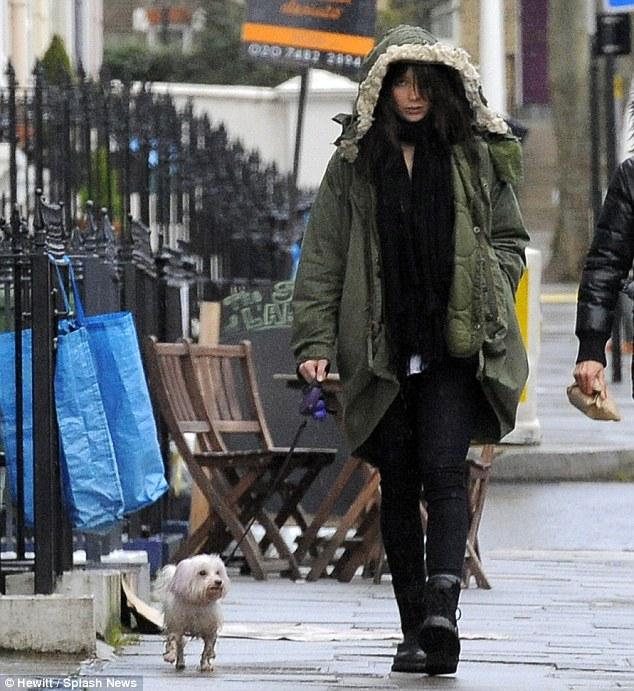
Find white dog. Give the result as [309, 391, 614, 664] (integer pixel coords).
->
[154, 554, 230, 672]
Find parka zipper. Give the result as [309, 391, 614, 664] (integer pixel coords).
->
[477, 146, 500, 329]
[366, 186, 380, 369]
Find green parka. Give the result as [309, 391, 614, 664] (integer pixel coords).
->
[291, 26, 530, 453]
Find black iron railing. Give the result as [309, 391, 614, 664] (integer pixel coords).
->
[0, 58, 312, 593]
[0, 190, 204, 593]
[0, 60, 298, 284]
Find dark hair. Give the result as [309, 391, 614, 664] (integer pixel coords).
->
[357, 61, 476, 175]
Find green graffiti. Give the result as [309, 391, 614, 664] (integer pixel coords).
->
[222, 282, 295, 333]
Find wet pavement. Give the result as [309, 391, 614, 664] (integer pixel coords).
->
[6, 546, 633, 690]
[481, 481, 634, 551]
[3, 476, 634, 690]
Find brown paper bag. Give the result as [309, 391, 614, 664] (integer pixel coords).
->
[566, 383, 621, 422]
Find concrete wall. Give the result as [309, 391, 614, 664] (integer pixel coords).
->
[145, 68, 358, 190]
[57, 570, 121, 640]
[0, 595, 95, 654]
[1, 568, 134, 652]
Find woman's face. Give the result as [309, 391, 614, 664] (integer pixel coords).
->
[391, 67, 430, 123]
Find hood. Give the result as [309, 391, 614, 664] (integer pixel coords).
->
[336, 25, 510, 162]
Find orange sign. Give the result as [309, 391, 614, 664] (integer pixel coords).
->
[241, 0, 375, 73]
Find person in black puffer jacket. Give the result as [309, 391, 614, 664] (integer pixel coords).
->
[575, 158, 634, 395]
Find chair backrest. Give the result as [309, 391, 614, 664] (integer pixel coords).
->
[186, 340, 275, 452]
[143, 336, 222, 460]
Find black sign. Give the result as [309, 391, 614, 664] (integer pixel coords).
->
[241, 0, 376, 74]
[597, 12, 631, 55]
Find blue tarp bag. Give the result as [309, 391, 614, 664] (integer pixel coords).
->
[60, 258, 168, 513]
[54, 316, 125, 531]
[0, 319, 125, 531]
[0, 330, 35, 524]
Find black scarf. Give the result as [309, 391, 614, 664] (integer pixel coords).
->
[375, 119, 455, 377]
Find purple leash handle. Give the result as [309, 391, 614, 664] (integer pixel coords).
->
[299, 382, 328, 420]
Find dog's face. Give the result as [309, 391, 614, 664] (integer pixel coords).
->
[169, 554, 230, 605]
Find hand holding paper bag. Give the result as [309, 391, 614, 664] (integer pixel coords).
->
[566, 381, 621, 422]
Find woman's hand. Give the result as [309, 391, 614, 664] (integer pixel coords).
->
[573, 360, 606, 399]
[298, 359, 330, 384]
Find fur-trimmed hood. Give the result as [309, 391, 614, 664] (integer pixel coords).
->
[336, 25, 510, 162]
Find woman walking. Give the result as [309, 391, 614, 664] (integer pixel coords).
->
[292, 25, 529, 676]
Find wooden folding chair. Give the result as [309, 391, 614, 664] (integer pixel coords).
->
[185, 340, 337, 571]
[297, 457, 382, 582]
[144, 337, 306, 580]
[461, 444, 494, 589]
[330, 445, 495, 587]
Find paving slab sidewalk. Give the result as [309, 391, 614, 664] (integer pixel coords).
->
[4, 550, 627, 690]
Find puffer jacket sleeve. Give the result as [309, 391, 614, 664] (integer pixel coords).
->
[576, 157, 634, 365]
[489, 138, 530, 292]
[291, 152, 350, 366]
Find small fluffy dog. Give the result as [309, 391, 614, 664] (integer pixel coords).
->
[154, 553, 230, 672]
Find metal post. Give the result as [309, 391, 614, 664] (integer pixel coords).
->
[187, 106, 197, 264]
[31, 244, 57, 594]
[103, 88, 113, 218]
[140, 90, 151, 227]
[121, 223, 137, 315]
[62, 76, 73, 232]
[11, 207, 25, 561]
[122, 86, 131, 221]
[80, 64, 93, 203]
[156, 251, 169, 343]
[291, 70, 309, 195]
[175, 117, 184, 242]
[287, 68, 309, 257]
[97, 64, 115, 220]
[49, 92, 61, 205]
[7, 61, 17, 211]
[22, 91, 30, 222]
[33, 62, 44, 193]
[155, 101, 166, 241]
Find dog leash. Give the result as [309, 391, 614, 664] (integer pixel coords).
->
[223, 381, 329, 564]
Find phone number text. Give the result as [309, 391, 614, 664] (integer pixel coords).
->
[246, 42, 362, 68]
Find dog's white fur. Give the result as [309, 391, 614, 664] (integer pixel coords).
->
[154, 554, 229, 672]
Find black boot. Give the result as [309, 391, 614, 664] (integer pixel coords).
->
[391, 583, 426, 673]
[419, 574, 461, 675]
[391, 626, 426, 673]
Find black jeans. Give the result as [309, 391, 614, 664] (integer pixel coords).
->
[368, 357, 483, 632]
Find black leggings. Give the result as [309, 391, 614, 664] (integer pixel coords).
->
[369, 358, 483, 625]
